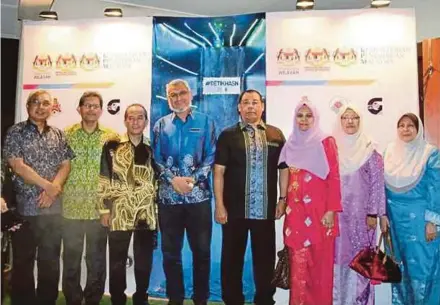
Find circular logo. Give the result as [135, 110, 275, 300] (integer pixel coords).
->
[329, 96, 348, 114]
[367, 98, 383, 115]
[107, 99, 120, 115]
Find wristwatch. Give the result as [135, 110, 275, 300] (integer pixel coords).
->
[278, 196, 287, 202]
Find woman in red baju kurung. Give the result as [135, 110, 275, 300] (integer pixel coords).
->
[278, 97, 342, 305]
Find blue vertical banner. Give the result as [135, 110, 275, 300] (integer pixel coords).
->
[149, 13, 266, 302]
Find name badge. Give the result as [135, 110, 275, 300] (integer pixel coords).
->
[267, 142, 280, 147]
[189, 128, 202, 133]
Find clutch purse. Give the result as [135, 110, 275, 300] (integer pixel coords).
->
[349, 231, 401, 283]
[271, 247, 290, 290]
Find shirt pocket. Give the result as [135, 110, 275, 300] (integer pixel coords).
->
[267, 141, 280, 148]
[46, 136, 67, 164]
[45, 132, 62, 149]
[185, 128, 204, 149]
[267, 141, 281, 163]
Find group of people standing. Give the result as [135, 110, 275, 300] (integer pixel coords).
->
[276, 98, 440, 305]
[1, 80, 439, 305]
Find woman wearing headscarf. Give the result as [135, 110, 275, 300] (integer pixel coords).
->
[332, 105, 386, 305]
[382, 113, 440, 305]
[278, 96, 342, 305]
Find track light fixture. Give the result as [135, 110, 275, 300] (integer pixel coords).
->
[371, 0, 391, 8]
[104, 8, 123, 17]
[39, 11, 58, 20]
[297, 0, 314, 10]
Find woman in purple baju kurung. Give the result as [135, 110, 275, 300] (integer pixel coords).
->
[332, 105, 387, 305]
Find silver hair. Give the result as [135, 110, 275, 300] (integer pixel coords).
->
[26, 90, 52, 106]
[166, 79, 191, 93]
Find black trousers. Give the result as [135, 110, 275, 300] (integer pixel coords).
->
[221, 219, 276, 305]
[159, 202, 212, 304]
[62, 218, 107, 305]
[1, 232, 8, 305]
[10, 214, 62, 305]
[108, 229, 155, 305]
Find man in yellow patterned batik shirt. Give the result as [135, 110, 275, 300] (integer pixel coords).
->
[62, 91, 119, 305]
[98, 103, 158, 305]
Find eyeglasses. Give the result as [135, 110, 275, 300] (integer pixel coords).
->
[168, 90, 189, 100]
[82, 104, 101, 110]
[341, 116, 360, 121]
[28, 99, 52, 108]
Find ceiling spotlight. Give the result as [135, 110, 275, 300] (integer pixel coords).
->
[39, 11, 58, 20]
[104, 8, 123, 17]
[371, 0, 391, 8]
[297, 0, 314, 9]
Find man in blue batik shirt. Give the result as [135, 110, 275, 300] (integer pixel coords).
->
[153, 79, 216, 305]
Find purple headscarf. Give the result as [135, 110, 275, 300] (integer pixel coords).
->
[278, 97, 330, 179]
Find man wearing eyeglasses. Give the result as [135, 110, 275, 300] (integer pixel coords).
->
[152, 79, 216, 305]
[61, 91, 119, 305]
[3, 90, 74, 305]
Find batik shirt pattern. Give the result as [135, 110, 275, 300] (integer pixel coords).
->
[242, 122, 268, 219]
[63, 123, 119, 220]
[152, 111, 216, 205]
[98, 136, 158, 231]
[3, 120, 74, 216]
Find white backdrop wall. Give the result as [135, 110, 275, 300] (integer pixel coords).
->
[16, 9, 419, 304]
[265, 9, 419, 305]
[18, 17, 153, 135]
[17, 17, 154, 294]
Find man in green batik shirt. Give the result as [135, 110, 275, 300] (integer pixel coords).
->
[62, 91, 119, 305]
